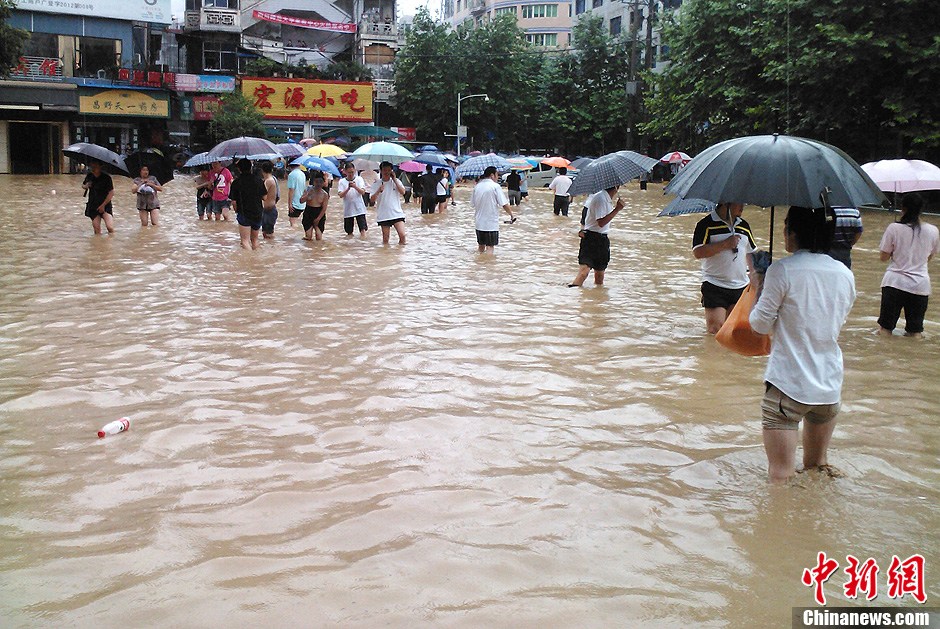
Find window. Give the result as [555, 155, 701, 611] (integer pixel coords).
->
[575, 0, 585, 13]
[75, 37, 122, 77]
[609, 16, 621, 36]
[592, 0, 602, 7]
[203, 0, 238, 8]
[525, 33, 557, 47]
[495, 7, 515, 16]
[521, 4, 557, 18]
[203, 40, 237, 72]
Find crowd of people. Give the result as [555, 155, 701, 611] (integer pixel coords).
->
[79, 156, 938, 483]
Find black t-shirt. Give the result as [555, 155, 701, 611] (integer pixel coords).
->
[85, 172, 113, 213]
[506, 172, 521, 191]
[418, 172, 439, 197]
[229, 173, 266, 221]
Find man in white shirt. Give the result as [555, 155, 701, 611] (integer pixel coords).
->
[549, 167, 573, 216]
[369, 161, 406, 245]
[569, 186, 624, 287]
[470, 166, 515, 253]
[337, 162, 368, 238]
[750, 206, 856, 483]
[286, 163, 306, 228]
[692, 203, 757, 333]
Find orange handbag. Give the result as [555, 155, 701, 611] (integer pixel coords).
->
[715, 283, 771, 356]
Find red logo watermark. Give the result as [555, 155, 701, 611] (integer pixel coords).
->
[802, 553, 926, 605]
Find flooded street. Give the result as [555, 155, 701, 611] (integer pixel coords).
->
[0, 173, 937, 627]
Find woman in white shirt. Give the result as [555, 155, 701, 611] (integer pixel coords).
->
[749, 206, 856, 483]
[878, 193, 940, 337]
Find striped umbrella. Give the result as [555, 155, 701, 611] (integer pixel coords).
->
[657, 197, 717, 217]
[275, 143, 305, 159]
[567, 151, 659, 196]
[208, 136, 280, 161]
[183, 152, 229, 168]
[507, 158, 534, 171]
[456, 153, 511, 178]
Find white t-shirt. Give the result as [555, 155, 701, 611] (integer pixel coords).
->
[583, 190, 614, 235]
[549, 175, 572, 197]
[471, 178, 508, 232]
[337, 176, 367, 218]
[750, 250, 856, 405]
[370, 177, 405, 222]
[436, 178, 448, 196]
[287, 167, 306, 210]
[692, 211, 757, 289]
[879, 221, 940, 295]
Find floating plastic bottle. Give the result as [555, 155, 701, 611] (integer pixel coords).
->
[98, 418, 130, 439]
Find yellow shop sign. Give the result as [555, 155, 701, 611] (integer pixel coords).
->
[79, 89, 170, 118]
[241, 77, 373, 122]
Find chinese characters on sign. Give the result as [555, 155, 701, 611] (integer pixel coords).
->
[78, 89, 170, 118]
[802, 553, 926, 606]
[241, 78, 373, 122]
[9, 56, 64, 81]
[251, 10, 356, 33]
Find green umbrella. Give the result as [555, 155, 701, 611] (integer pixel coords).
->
[321, 126, 401, 139]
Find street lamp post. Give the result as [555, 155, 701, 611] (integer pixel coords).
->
[456, 92, 489, 158]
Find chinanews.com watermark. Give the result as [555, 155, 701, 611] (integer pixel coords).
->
[792, 553, 935, 628]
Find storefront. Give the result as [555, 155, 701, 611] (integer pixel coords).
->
[173, 73, 236, 150]
[0, 79, 77, 174]
[72, 87, 170, 169]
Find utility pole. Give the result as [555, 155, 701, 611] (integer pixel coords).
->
[639, 0, 656, 155]
[625, 0, 642, 151]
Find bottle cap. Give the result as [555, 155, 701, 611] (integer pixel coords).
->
[97, 430, 106, 438]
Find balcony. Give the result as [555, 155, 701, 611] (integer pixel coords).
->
[373, 78, 395, 103]
[185, 8, 241, 32]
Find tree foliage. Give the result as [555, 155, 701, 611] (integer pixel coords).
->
[643, 0, 940, 160]
[0, 0, 30, 77]
[208, 89, 266, 143]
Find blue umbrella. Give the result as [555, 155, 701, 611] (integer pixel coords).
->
[418, 145, 439, 152]
[291, 155, 341, 177]
[455, 153, 512, 178]
[414, 153, 449, 167]
[657, 197, 717, 217]
[567, 151, 659, 196]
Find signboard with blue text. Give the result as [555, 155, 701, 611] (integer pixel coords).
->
[14, 0, 171, 25]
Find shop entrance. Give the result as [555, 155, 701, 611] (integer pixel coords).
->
[9, 122, 62, 174]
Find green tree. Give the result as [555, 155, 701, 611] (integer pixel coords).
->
[643, 0, 940, 160]
[0, 0, 30, 77]
[208, 89, 266, 143]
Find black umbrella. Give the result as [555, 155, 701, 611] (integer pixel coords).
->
[125, 149, 174, 184]
[664, 134, 886, 255]
[62, 142, 129, 177]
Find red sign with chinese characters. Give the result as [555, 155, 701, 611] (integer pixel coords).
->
[240, 77, 373, 122]
[193, 95, 222, 120]
[117, 68, 176, 89]
[392, 127, 416, 141]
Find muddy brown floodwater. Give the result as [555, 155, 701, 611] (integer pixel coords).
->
[0, 174, 937, 627]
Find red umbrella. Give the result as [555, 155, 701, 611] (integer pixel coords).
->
[541, 156, 571, 168]
[661, 151, 692, 164]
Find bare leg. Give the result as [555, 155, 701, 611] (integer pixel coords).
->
[92, 216, 102, 235]
[315, 227, 323, 241]
[569, 264, 591, 287]
[704, 307, 730, 334]
[139, 210, 149, 226]
[250, 229, 260, 250]
[763, 428, 799, 484]
[222, 207, 231, 221]
[381, 225, 391, 244]
[102, 213, 114, 234]
[303, 226, 314, 241]
[393, 222, 406, 244]
[150, 209, 160, 227]
[802, 420, 837, 469]
[478, 244, 486, 253]
[594, 270, 606, 285]
[239, 225, 253, 249]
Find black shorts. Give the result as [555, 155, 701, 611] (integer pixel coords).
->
[288, 207, 304, 218]
[378, 217, 405, 227]
[879, 285, 929, 334]
[344, 214, 368, 234]
[85, 206, 113, 219]
[577, 230, 610, 270]
[436, 195, 447, 204]
[302, 207, 326, 233]
[237, 213, 262, 230]
[553, 195, 570, 215]
[701, 281, 745, 309]
[476, 230, 499, 247]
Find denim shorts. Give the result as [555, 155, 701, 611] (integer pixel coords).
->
[262, 208, 277, 234]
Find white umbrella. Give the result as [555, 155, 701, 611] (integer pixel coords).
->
[860, 159, 940, 194]
[661, 151, 692, 163]
[349, 141, 413, 164]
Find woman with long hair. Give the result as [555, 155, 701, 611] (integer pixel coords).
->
[878, 193, 940, 337]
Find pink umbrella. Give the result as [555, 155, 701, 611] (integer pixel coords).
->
[860, 159, 940, 194]
[468, 150, 483, 157]
[398, 160, 427, 173]
[298, 138, 319, 148]
[661, 151, 692, 163]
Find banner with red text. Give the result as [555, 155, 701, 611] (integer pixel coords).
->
[241, 78, 373, 122]
[252, 11, 356, 33]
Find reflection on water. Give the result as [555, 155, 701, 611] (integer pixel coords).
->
[0, 174, 937, 627]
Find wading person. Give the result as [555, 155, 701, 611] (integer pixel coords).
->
[568, 186, 624, 287]
[209, 160, 233, 221]
[260, 161, 278, 240]
[470, 166, 514, 254]
[437, 168, 452, 213]
[195, 166, 213, 220]
[749, 206, 856, 484]
[300, 172, 329, 241]
[229, 158, 266, 250]
[828, 206, 863, 268]
[549, 167, 573, 216]
[417, 164, 440, 215]
[692, 202, 757, 333]
[287, 162, 306, 228]
[82, 160, 115, 235]
[337, 162, 368, 238]
[506, 169, 522, 207]
[370, 161, 406, 245]
[878, 193, 939, 338]
[131, 165, 163, 227]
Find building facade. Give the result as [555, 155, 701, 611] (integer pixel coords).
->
[443, 0, 573, 49]
[572, 0, 682, 71]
